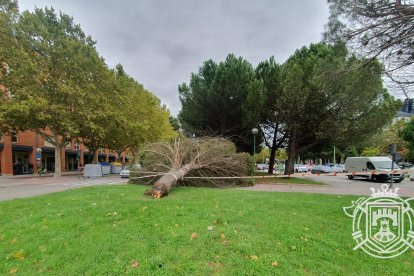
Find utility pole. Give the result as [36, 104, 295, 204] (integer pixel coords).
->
[389, 143, 397, 189]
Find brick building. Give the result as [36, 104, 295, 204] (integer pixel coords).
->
[0, 130, 122, 176]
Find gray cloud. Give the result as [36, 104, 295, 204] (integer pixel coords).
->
[19, 0, 329, 115]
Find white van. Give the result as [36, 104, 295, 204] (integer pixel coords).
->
[344, 156, 404, 182]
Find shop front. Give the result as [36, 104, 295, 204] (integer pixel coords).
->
[12, 145, 33, 175]
[66, 150, 79, 171]
[41, 147, 55, 173]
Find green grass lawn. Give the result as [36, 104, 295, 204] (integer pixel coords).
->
[1, 185, 413, 275]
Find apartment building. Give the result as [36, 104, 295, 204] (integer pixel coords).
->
[0, 130, 120, 175]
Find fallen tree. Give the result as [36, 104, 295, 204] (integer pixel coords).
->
[140, 137, 252, 198]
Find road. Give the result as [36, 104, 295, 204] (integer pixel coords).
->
[0, 174, 128, 201]
[2, 172, 413, 201]
[241, 173, 414, 197]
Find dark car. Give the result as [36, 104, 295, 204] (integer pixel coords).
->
[311, 165, 333, 174]
[398, 162, 413, 169]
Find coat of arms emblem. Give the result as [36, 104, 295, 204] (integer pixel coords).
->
[344, 184, 414, 258]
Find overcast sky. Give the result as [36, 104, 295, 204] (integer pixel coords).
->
[19, 0, 330, 115]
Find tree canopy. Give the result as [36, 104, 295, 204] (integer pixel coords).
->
[0, 4, 175, 175]
[178, 54, 263, 153]
[264, 43, 400, 173]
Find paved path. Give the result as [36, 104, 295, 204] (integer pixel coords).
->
[0, 174, 128, 201]
[240, 174, 414, 197]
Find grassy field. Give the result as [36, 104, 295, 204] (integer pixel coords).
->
[1, 185, 413, 275]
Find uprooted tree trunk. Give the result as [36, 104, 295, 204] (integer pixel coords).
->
[142, 137, 251, 198]
[144, 164, 202, 198]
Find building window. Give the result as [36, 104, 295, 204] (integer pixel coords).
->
[74, 142, 80, 150]
[65, 142, 71, 149]
[11, 131, 18, 143]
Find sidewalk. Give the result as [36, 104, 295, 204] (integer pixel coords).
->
[0, 171, 80, 179]
[0, 174, 128, 201]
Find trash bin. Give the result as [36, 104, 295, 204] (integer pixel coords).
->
[99, 162, 111, 175]
[83, 164, 102, 178]
[110, 162, 123, 174]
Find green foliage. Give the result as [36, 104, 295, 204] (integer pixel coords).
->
[0, 6, 175, 171]
[361, 147, 380, 157]
[256, 147, 270, 163]
[364, 119, 409, 158]
[276, 148, 288, 160]
[178, 54, 263, 153]
[279, 43, 400, 173]
[399, 118, 414, 160]
[169, 115, 180, 131]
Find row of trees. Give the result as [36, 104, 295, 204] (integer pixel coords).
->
[178, 44, 401, 174]
[0, 2, 174, 176]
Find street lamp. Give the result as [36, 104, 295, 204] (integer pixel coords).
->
[36, 147, 42, 176]
[251, 128, 258, 185]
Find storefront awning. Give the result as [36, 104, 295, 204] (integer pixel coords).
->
[41, 147, 55, 153]
[65, 149, 79, 156]
[12, 145, 33, 152]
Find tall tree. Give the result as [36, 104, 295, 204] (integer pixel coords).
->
[280, 43, 400, 174]
[325, 0, 414, 91]
[178, 54, 263, 153]
[254, 57, 287, 174]
[399, 118, 414, 160]
[0, 7, 111, 176]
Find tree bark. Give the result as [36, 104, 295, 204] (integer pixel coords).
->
[267, 129, 278, 174]
[285, 131, 297, 175]
[54, 142, 62, 177]
[144, 164, 199, 198]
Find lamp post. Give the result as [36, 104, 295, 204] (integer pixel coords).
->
[251, 128, 258, 185]
[36, 147, 42, 176]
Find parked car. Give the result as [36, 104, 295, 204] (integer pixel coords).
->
[311, 165, 333, 174]
[119, 164, 141, 178]
[294, 164, 308, 173]
[119, 167, 130, 178]
[398, 162, 413, 169]
[256, 163, 269, 170]
[332, 164, 345, 173]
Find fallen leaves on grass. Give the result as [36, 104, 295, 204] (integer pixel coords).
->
[106, 211, 119, 216]
[290, 245, 297, 251]
[249, 255, 259, 260]
[271, 261, 280, 267]
[207, 226, 213, 231]
[191, 232, 198, 240]
[131, 261, 140, 268]
[8, 268, 18, 274]
[8, 251, 25, 260]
